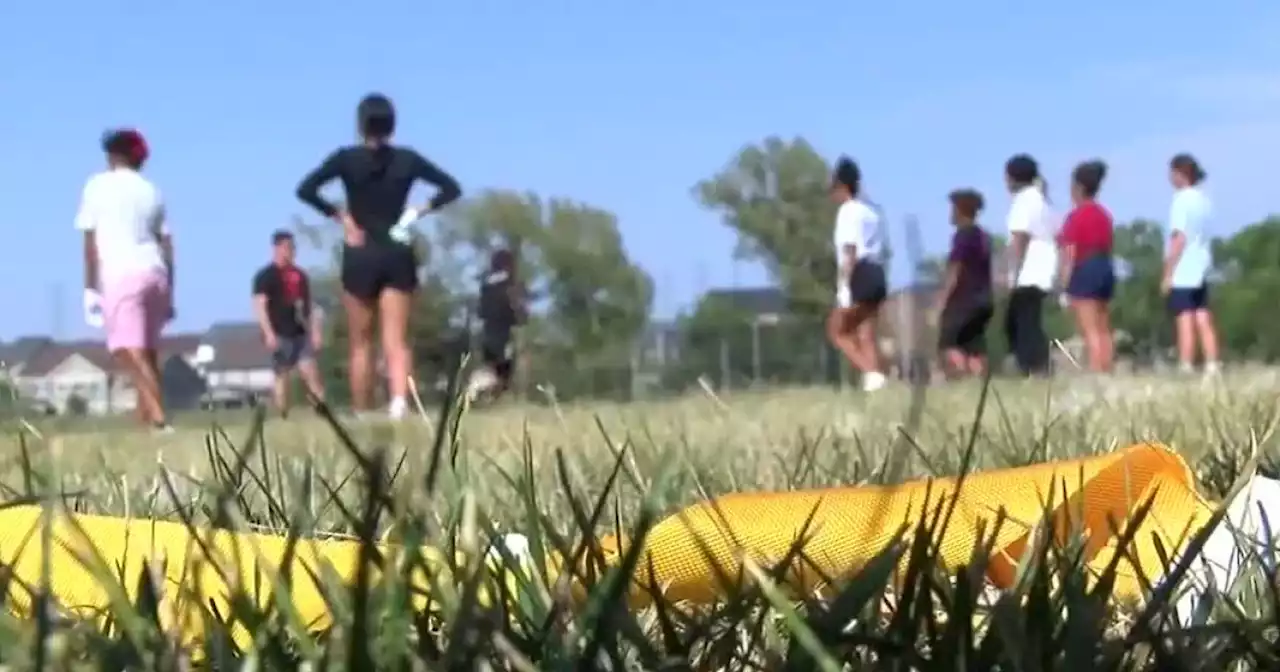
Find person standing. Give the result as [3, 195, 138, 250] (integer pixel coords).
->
[252, 230, 325, 417]
[1058, 160, 1116, 373]
[1002, 154, 1058, 376]
[825, 157, 888, 392]
[935, 189, 994, 378]
[465, 249, 527, 402]
[296, 93, 462, 419]
[76, 129, 175, 432]
[1163, 153, 1221, 377]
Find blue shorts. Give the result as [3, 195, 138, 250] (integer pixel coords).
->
[1167, 285, 1209, 315]
[272, 335, 314, 371]
[1066, 255, 1115, 301]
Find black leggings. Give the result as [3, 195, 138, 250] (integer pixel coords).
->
[1004, 287, 1049, 376]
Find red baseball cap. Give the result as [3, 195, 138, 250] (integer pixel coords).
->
[101, 128, 150, 165]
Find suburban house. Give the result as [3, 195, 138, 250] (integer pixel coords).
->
[1, 335, 206, 415]
[197, 321, 275, 394]
[0, 320, 279, 416]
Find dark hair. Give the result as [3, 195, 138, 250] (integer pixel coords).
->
[1170, 153, 1206, 185]
[1071, 160, 1108, 198]
[101, 128, 149, 168]
[491, 248, 515, 271]
[271, 230, 294, 245]
[1004, 154, 1040, 188]
[832, 156, 861, 196]
[948, 188, 984, 220]
[357, 93, 396, 139]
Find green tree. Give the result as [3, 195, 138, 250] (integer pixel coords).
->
[437, 190, 654, 399]
[1210, 216, 1280, 360]
[1108, 219, 1168, 359]
[667, 292, 831, 390]
[694, 137, 838, 317]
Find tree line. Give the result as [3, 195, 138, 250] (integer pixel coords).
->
[298, 137, 1280, 402]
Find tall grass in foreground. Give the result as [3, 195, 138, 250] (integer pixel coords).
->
[0, 377, 1278, 670]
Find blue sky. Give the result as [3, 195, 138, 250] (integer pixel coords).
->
[3, 1, 1279, 340]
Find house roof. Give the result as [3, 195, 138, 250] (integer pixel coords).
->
[703, 287, 788, 317]
[201, 321, 272, 371]
[0, 336, 54, 371]
[15, 334, 203, 378]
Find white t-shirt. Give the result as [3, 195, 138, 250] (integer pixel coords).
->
[74, 168, 168, 284]
[1005, 186, 1058, 291]
[833, 198, 884, 264]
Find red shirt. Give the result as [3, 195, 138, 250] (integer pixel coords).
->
[1059, 201, 1113, 265]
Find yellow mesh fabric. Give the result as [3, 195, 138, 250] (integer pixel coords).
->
[0, 442, 1215, 653]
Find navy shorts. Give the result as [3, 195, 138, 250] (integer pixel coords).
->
[1167, 285, 1209, 315]
[1066, 255, 1115, 302]
[272, 335, 313, 371]
[939, 300, 993, 355]
[848, 260, 887, 306]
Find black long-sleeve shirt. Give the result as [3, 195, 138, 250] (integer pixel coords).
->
[295, 145, 461, 242]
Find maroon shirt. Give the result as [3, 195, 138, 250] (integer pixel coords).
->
[947, 225, 992, 304]
[1059, 201, 1114, 265]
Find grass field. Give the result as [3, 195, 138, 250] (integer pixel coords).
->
[3, 370, 1280, 668]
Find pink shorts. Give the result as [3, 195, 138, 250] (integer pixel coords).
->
[102, 269, 170, 352]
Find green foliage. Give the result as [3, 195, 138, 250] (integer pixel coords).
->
[695, 137, 838, 317]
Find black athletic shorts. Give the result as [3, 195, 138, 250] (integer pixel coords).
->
[848, 259, 888, 306]
[939, 300, 993, 355]
[480, 326, 515, 383]
[340, 241, 418, 301]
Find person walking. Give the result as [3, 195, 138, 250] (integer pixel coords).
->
[76, 129, 175, 432]
[296, 93, 462, 419]
[825, 157, 888, 392]
[935, 189, 994, 378]
[252, 230, 326, 417]
[1058, 160, 1116, 373]
[1002, 154, 1058, 376]
[1163, 153, 1221, 378]
[465, 249, 527, 402]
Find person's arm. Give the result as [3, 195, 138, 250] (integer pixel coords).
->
[410, 151, 462, 212]
[834, 205, 861, 296]
[75, 179, 100, 291]
[251, 270, 276, 345]
[1163, 197, 1188, 291]
[304, 274, 324, 346]
[508, 279, 529, 324]
[152, 196, 174, 293]
[296, 149, 344, 219]
[1006, 199, 1031, 282]
[1056, 211, 1077, 291]
[937, 234, 964, 311]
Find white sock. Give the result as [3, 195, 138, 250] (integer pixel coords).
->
[862, 371, 887, 392]
[388, 396, 407, 419]
[1204, 360, 1222, 375]
[1178, 361, 1196, 375]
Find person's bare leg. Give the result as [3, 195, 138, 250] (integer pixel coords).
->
[1175, 312, 1197, 373]
[125, 349, 166, 426]
[826, 308, 869, 371]
[343, 292, 377, 411]
[1074, 300, 1105, 373]
[852, 305, 886, 390]
[1194, 309, 1221, 374]
[377, 288, 414, 417]
[112, 351, 148, 424]
[965, 354, 986, 376]
[296, 358, 326, 405]
[943, 348, 967, 378]
[273, 372, 291, 416]
[1096, 306, 1115, 373]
